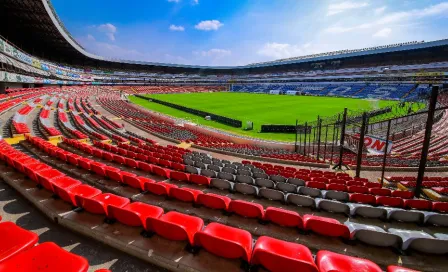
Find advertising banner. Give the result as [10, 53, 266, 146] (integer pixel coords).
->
[364, 135, 393, 154]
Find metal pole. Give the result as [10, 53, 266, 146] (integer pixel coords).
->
[330, 114, 340, 164]
[380, 119, 392, 187]
[336, 108, 348, 170]
[303, 122, 308, 155]
[323, 124, 329, 161]
[299, 126, 302, 153]
[316, 119, 322, 160]
[355, 112, 368, 178]
[294, 119, 298, 153]
[415, 85, 439, 198]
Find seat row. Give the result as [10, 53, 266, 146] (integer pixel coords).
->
[61, 137, 448, 226]
[0, 219, 110, 272]
[0, 142, 422, 272]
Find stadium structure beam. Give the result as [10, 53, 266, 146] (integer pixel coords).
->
[380, 119, 392, 187]
[333, 108, 347, 170]
[415, 85, 439, 198]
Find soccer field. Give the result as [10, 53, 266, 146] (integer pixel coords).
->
[129, 92, 397, 142]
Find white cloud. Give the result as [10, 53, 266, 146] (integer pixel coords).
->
[192, 0, 199, 5]
[87, 34, 95, 41]
[167, 0, 180, 3]
[169, 25, 185, 31]
[257, 43, 313, 59]
[327, 1, 369, 16]
[97, 23, 117, 41]
[193, 49, 231, 58]
[373, 28, 392, 38]
[195, 20, 224, 31]
[325, 2, 448, 34]
[374, 6, 387, 15]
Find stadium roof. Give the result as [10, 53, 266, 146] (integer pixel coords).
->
[1, 0, 448, 74]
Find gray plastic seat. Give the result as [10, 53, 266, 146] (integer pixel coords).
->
[194, 161, 207, 169]
[385, 208, 424, 224]
[222, 167, 237, 174]
[348, 203, 387, 219]
[424, 212, 448, 227]
[345, 222, 402, 248]
[222, 159, 231, 164]
[210, 178, 234, 191]
[255, 178, 275, 188]
[286, 193, 316, 208]
[224, 164, 237, 169]
[316, 198, 350, 215]
[388, 229, 448, 254]
[252, 168, 264, 174]
[235, 175, 254, 184]
[323, 190, 349, 201]
[212, 161, 224, 167]
[207, 164, 221, 172]
[287, 178, 305, 186]
[259, 188, 285, 202]
[299, 186, 322, 198]
[275, 182, 297, 193]
[212, 158, 221, 164]
[184, 159, 195, 166]
[237, 166, 251, 171]
[232, 162, 243, 167]
[200, 169, 217, 178]
[234, 183, 259, 196]
[185, 165, 199, 174]
[218, 171, 235, 181]
[202, 159, 212, 165]
[237, 169, 252, 176]
[253, 172, 269, 179]
[192, 156, 202, 162]
[270, 175, 286, 183]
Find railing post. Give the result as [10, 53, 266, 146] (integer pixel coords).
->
[316, 119, 322, 161]
[294, 119, 298, 153]
[415, 85, 439, 198]
[380, 119, 392, 187]
[355, 112, 368, 178]
[303, 122, 308, 155]
[335, 108, 348, 170]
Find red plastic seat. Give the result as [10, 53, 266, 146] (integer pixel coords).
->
[103, 152, 114, 161]
[104, 166, 123, 182]
[36, 169, 65, 188]
[90, 162, 107, 176]
[0, 242, 89, 272]
[0, 222, 39, 262]
[403, 199, 432, 211]
[190, 174, 211, 185]
[391, 190, 414, 199]
[387, 265, 420, 272]
[346, 180, 364, 187]
[152, 166, 171, 178]
[316, 250, 382, 272]
[24, 163, 52, 182]
[366, 182, 382, 188]
[108, 202, 163, 228]
[123, 175, 154, 191]
[312, 177, 328, 183]
[264, 207, 303, 228]
[348, 185, 369, 194]
[53, 184, 102, 207]
[144, 182, 178, 196]
[170, 171, 190, 182]
[326, 184, 347, 192]
[251, 236, 318, 272]
[171, 162, 185, 172]
[197, 193, 231, 210]
[76, 193, 130, 216]
[328, 179, 346, 185]
[138, 161, 153, 172]
[369, 188, 391, 196]
[303, 215, 350, 238]
[432, 202, 448, 213]
[125, 158, 139, 168]
[113, 155, 126, 165]
[93, 149, 103, 159]
[78, 158, 93, 171]
[148, 211, 203, 245]
[350, 193, 377, 205]
[42, 176, 81, 193]
[376, 196, 403, 208]
[194, 222, 253, 261]
[66, 154, 81, 166]
[169, 187, 202, 202]
[228, 200, 264, 219]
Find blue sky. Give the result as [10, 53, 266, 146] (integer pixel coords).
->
[52, 0, 448, 66]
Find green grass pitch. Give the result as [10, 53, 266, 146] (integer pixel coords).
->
[129, 92, 398, 142]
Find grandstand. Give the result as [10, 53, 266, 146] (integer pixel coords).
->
[0, 1, 447, 272]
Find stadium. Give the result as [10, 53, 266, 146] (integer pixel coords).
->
[0, 0, 447, 271]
